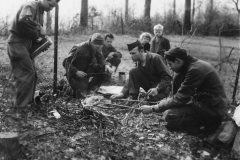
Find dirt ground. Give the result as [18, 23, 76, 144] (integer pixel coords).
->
[0, 34, 240, 160]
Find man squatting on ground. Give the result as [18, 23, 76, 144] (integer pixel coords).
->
[89, 33, 122, 84]
[141, 47, 228, 136]
[7, 0, 60, 111]
[101, 33, 122, 72]
[150, 24, 171, 58]
[62, 33, 114, 99]
[111, 40, 172, 102]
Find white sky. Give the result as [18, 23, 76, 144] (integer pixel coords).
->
[0, 0, 237, 24]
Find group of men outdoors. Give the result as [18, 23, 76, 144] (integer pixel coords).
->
[6, 0, 230, 157]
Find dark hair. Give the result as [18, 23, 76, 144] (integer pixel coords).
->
[105, 33, 114, 40]
[164, 55, 177, 62]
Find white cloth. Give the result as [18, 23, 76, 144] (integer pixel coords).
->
[233, 105, 240, 127]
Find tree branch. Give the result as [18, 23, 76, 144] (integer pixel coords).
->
[232, 0, 240, 11]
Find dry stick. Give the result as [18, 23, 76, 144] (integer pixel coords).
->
[214, 47, 234, 68]
[108, 98, 158, 104]
[182, 28, 198, 47]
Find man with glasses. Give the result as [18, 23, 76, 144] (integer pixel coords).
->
[63, 33, 114, 99]
[111, 40, 172, 102]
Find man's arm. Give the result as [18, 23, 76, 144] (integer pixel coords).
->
[90, 51, 107, 72]
[62, 47, 79, 76]
[159, 69, 204, 111]
[109, 46, 122, 58]
[18, 5, 40, 39]
[155, 56, 172, 92]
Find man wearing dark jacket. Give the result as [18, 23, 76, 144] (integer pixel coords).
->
[150, 24, 170, 58]
[101, 33, 122, 72]
[63, 33, 113, 98]
[141, 47, 228, 135]
[111, 40, 172, 102]
[7, 0, 60, 111]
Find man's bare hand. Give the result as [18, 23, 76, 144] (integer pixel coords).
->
[105, 65, 114, 74]
[107, 52, 115, 59]
[76, 71, 87, 78]
[147, 88, 158, 97]
[141, 105, 158, 114]
[110, 93, 124, 99]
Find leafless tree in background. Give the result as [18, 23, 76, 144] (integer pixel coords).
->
[144, 0, 151, 32]
[183, 0, 191, 32]
[125, 0, 129, 24]
[173, 0, 176, 19]
[80, 0, 88, 28]
[46, 11, 52, 34]
[204, 0, 214, 35]
[232, 0, 240, 28]
[192, 0, 195, 23]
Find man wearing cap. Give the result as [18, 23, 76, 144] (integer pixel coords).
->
[62, 33, 114, 98]
[141, 47, 228, 136]
[111, 40, 172, 102]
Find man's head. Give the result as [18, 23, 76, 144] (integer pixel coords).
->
[139, 32, 152, 45]
[164, 47, 188, 73]
[90, 33, 104, 51]
[104, 33, 114, 48]
[41, 0, 60, 12]
[153, 24, 164, 38]
[127, 40, 145, 62]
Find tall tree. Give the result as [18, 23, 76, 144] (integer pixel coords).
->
[183, 0, 191, 32]
[144, 0, 151, 18]
[125, 0, 129, 24]
[192, 0, 195, 23]
[144, 0, 151, 32]
[80, 0, 88, 28]
[232, 0, 240, 28]
[173, 0, 176, 18]
[46, 11, 52, 34]
[204, 0, 214, 35]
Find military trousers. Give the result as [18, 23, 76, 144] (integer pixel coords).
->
[7, 42, 37, 109]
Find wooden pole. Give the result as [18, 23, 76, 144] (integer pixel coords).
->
[53, 4, 59, 94]
[232, 58, 240, 103]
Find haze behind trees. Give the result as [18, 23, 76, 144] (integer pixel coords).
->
[0, 0, 239, 36]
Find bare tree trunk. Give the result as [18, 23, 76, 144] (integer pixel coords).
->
[192, 0, 195, 23]
[46, 11, 52, 34]
[144, 0, 151, 32]
[183, 0, 191, 32]
[80, 0, 88, 28]
[173, 0, 176, 19]
[121, 15, 125, 34]
[125, 0, 129, 24]
[144, 0, 151, 18]
[232, 0, 240, 35]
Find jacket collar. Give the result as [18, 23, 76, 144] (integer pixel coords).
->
[179, 55, 198, 73]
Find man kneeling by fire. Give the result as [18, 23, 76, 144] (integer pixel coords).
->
[141, 47, 229, 136]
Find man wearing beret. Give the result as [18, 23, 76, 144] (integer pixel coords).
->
[111, 40, 172, 102]
[62, 33, 114, 98]
[141, 47, 228, 135]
